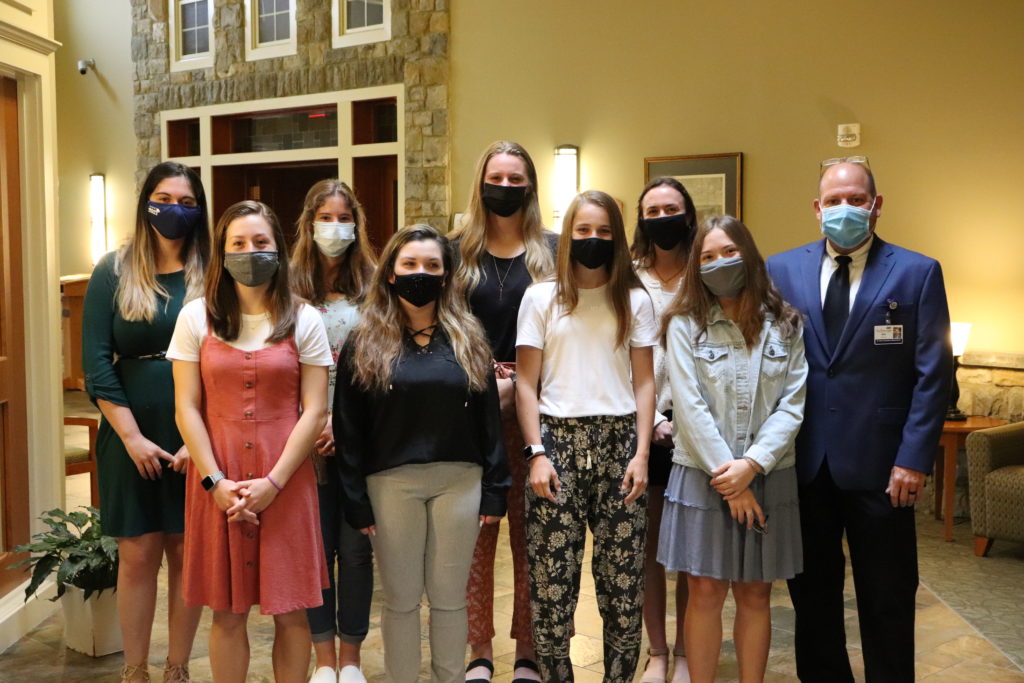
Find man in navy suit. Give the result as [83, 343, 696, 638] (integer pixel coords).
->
[766, 159, 951, 682]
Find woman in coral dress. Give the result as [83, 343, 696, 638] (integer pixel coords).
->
[169, 200, 332, 683]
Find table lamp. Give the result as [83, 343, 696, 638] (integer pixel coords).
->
[946, 322, 971, 421]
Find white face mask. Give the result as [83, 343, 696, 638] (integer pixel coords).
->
[313, 221, 357, 257]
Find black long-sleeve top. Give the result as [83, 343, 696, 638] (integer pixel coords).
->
[333, 328, 510, 530]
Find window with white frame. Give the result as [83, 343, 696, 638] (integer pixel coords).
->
[170, 0, 214, 71]
[244, 0, 297, 60]
[332, 0, 391, 49]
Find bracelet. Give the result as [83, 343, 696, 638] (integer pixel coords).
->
[743, 456, 764, 474]
[266, 474, 282, 492]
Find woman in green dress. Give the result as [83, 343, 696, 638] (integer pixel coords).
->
[83, 161, 210, 683]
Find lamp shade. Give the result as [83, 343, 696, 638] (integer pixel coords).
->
[950, 322, 971, 357]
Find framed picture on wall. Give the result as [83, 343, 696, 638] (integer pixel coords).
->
[644, 152, 743, 223]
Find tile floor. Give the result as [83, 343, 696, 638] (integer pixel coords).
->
[1, 392, 1021, 681]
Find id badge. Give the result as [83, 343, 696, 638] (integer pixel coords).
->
[874, 324, 904, 345]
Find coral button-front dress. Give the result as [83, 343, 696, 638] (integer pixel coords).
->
[182, 335, 328, 615]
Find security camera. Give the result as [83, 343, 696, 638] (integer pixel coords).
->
[77, 59, 95, 75]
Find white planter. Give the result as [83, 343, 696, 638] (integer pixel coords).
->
[60, 586, 123, 657]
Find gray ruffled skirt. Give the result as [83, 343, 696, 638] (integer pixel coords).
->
[657, 463, 803, 582]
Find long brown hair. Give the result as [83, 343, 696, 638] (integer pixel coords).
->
[629, 176, 698, 269]
[348, 224, 492, 392]
[290, 179, 377, 303]
[661, 215, 801, 347]
[450, 140, 554, 292]
[554, 190, 642, 348]
[116, 162, 210, 321]
[206, 201, 298, 343]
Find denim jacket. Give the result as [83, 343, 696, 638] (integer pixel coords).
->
[665, 306, 808, 475]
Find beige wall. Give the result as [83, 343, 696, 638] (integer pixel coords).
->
[54, 0, 135, 276]
[450, 0, 1024, 354]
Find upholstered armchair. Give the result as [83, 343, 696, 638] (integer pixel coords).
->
[967, 421, 1024, 556]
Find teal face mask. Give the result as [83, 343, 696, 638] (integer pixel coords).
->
[820, 199, 874, 250]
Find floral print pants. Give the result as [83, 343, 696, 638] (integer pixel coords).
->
[525, 414, 647, 682]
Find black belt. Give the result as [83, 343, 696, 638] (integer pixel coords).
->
[118, 351, 167, 360]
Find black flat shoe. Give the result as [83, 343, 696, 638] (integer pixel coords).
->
[466, 657, 494, 683]
[512, 658, 540, 683]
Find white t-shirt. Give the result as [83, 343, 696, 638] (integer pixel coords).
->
[516, 281, 658, 418]
[167, 298, 334, 366]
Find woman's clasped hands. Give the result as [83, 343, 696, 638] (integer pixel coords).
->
[210, 475, 281, 525]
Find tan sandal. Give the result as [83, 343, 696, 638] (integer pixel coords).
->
[639, 647, 669, 683]
[121, 664, 151, 682]
[671, 647, 691, 683]
[162, 659, 190, 683]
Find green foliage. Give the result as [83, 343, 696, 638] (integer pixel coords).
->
[7, 507, 118, 602]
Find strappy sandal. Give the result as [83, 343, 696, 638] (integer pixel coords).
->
[465, 657, 494, 683]
[121, 664, 151, 682]
[512, 657, 541, 683]
[671, 646, 691, 683]
[162, 660, 190, 683]
[639, 647, 669, 683]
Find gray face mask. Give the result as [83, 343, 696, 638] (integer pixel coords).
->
[699, 256, 746, 298]
[223, 251, 279, 287]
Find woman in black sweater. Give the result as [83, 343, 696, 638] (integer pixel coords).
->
[334, 224, 509, 683]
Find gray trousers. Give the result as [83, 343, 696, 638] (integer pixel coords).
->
[366, 462, 482, 683]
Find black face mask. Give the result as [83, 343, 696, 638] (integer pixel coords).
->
[641, 213, 693, 251]
[223, 251, 279, 287]
[148, 201, 202, 240]
[481, 183, 528, 217]
[392, 273, 445, 307]
[570, 237, 615, 270]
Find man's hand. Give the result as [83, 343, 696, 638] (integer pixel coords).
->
[885, 465, 926, 508]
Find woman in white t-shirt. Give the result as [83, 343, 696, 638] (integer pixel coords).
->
[169, 200, 333, 683]
[515, 190, 657, 682]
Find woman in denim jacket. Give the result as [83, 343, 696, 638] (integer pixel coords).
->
[658, 215, 808, 683]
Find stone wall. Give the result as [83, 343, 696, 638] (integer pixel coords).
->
[130, 0, 450, 229]
[957, 351, 1024, 423]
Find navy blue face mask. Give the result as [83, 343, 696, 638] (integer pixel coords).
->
[147, 201, 202, 240]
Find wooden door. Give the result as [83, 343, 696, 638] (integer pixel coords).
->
[0, 75, 31, 600]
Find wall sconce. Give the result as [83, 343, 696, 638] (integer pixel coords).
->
[552, 144, 580, 229]
[947, 321, 972, 421]
[89, 174, 107, 265]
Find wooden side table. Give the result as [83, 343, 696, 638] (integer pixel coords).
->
[935, 416, 1006, 541]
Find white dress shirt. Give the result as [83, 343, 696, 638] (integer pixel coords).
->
[819, 236, 874, 312]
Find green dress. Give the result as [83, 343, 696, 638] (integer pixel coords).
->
[82, 251, 187, 537]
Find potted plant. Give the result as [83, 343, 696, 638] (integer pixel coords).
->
[9, 506, 122, 656]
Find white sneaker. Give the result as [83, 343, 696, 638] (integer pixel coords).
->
[338, 665, 367, 683]
[309, 666, 337, 683]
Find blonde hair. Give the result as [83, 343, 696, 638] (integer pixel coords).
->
[116, 162, 210, 321]
[348, 225, 492, 392]
[290, 179, 377, 303]
[450, 141, 554, 293]
[554, 190, 643, 348]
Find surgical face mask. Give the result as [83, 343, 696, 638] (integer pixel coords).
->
[571, 237, 615, 270]
[641, 213, 693, 251]
[223, 251, 279, 287]
[699, 256, 746, 298]
[313, 221, 356, 257]
[820, 199, 875, 250]
[481, 183, 528, 217]
[391, 273, 444, 307]
[147, 201, 202, 240]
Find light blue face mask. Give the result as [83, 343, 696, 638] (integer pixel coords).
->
[820, 199, 875, 250]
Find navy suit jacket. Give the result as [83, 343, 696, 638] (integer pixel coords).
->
[766, 237, 951, 491]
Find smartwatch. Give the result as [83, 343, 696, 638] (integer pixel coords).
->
[522, 444, 546, 460]
[201, 471, 226, 492]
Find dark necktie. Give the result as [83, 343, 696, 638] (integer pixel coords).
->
[823, 255, 852, 353]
